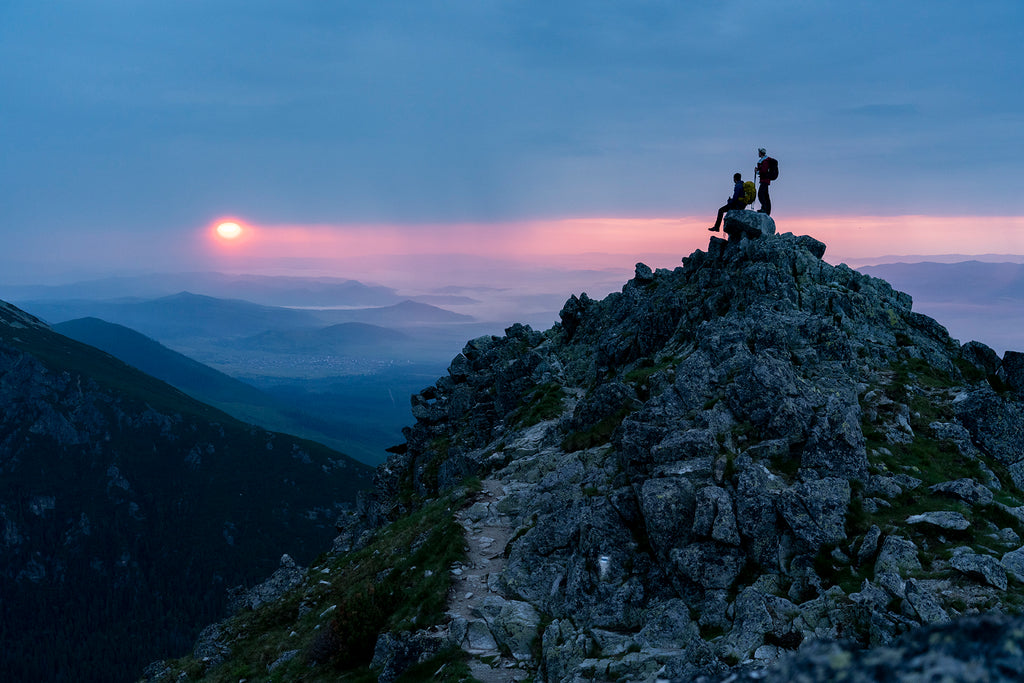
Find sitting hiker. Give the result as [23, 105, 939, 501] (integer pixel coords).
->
[710, 173, 746, 232]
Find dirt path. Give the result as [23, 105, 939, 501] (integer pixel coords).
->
[447, 477, 531, 681]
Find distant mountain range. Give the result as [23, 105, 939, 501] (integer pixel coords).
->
[314, 299, 475, 325]
[861, 261, 1024, 303]
[0, 299, 374, 682]
[19, 293, 474, 343]
[1, 272, 402, 307]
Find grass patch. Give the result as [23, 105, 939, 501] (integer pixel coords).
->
[892, 358, 955, 390]
[562, 407, 632, 452]
[623, 358, 675, 400]
[510, 382, 566, 428]
[954, 358, 987, 384]
[393, 647, 480, 683]
[168, 488, 471, 682]
[869, 437, 982, 486]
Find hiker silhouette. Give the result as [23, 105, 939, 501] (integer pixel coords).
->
[709, 172, 746, 232]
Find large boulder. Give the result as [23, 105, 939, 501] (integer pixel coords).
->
[1000, 350, 1024, 397]
[724, 211, 777, 242]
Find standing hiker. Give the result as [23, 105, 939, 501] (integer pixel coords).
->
[754, 147, 779, 215]
[709, 173, 746, 232]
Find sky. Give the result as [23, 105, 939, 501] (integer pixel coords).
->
[1, 1, 1023, 286]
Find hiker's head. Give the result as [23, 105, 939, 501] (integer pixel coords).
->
[758, 147, 766, 156]
[733, 173, 742, 181]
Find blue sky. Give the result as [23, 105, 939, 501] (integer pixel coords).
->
[1, 1, 1022, 281]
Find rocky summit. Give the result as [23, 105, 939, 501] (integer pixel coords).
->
[151, 215, 1024, 682]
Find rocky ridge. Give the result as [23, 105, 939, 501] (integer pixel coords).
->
[151, 213, 1024, 682]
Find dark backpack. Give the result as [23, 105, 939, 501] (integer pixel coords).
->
[765, 157, 779, 180]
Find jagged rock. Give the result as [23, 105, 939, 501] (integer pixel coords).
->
[778, 478, 851, 550]
[635, 598, 699, 648]
[672, 541, 746, 590]
[478, 596, 542, 659]
[687, 615, 1024, 683]
[692, 485, 741, 545]
[950, 551, 1008, 590]
[633, 262, 655, 283]
[465, 619, 498, 651]
[371, 631, 443, 683]
[541, 619, 595, 683]
[929, 420, 984, 458]
[734, 458, 784, 565]
[722, 587, 773, 660]
[640, 477, 696, 557]
[904, 578, 950, 624]
[961, 340, 1001, 376]
[227, 554, 305, 613]
[855, 525, 882, 567]
[929, 478, 994, 505]
[191, 622, 230, 670]
[800, 394, 868, 479]
[954, 388, 1024, 487]
[1001, 546, 1024, 583]
[1001, 350, 1024, 397]
[875, 536, 922, 576]
[906, 511, 971, 531]
[567, 381, 637, 434]
[792, 234, 827, 259]
[849, 579, 889, 611]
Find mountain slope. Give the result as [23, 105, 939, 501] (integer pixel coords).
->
[19, 291, 325, 341]
[145, 218, 1024, 683]
[50, 317, 383, 460]
[53, 317, 274, 405]
[0, 301, 374, 682]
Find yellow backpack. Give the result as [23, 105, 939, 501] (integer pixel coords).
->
[742, 181, 757, 206]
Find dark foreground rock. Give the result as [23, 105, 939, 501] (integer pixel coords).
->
[690, 614, 1024, 683]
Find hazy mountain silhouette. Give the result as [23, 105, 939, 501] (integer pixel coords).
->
[3, 272, 402, 307]
[21, 294, 473, 341]
[315, 299, 475, 325]
[21, 292, 323, 341]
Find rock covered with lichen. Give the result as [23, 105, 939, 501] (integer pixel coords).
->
[367, 225, 1024, 681]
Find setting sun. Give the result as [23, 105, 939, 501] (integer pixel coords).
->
[216, 221, 243, 239]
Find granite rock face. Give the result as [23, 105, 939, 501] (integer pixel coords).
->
[353, 228, 1024, 681]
